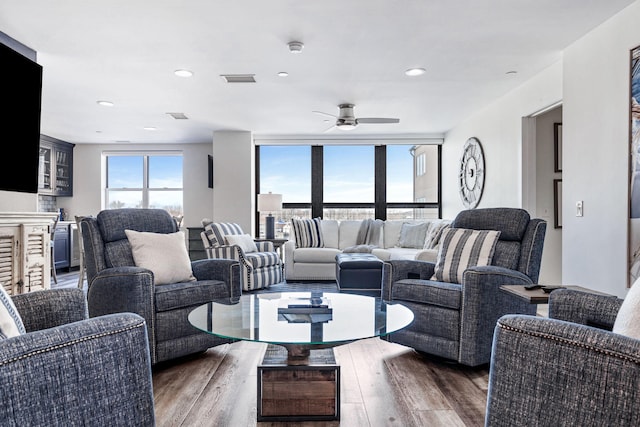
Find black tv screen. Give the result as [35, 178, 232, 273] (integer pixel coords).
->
[0, 41, 42, 193]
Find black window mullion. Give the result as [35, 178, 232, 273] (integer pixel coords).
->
[311, 146, 323, 218]
[374, 145, 386, 220]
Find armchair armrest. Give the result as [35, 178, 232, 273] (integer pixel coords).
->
[12, 288, 88, 332]
[381, 260, 436, 301]
[548, 289, 623, 330]
[458, 266, 536, 366]
[486, 314, 640, 426]
[191, 258, 242, 300]
[0, 313, 155, 426]
[86, 266, 155, 326]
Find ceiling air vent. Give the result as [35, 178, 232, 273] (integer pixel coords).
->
[220, 74, 256, 83]
[167, 112, 189, 120]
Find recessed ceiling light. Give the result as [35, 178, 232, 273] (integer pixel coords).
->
[277, 71, 289, 77]
[174, 69, 194, 77]
[288, 41, 304, 54]
[143, 127, 157, 131]
[96, 100, 114, 107]
[405, 68, 426, 77]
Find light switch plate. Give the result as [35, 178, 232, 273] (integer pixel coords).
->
[576, 201, 583, 217]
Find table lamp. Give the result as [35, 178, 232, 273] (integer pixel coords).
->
[258, 192, 282, 239]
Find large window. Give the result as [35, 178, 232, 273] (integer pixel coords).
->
[105, 152, 184, 216]
[256, 143, 440, 235]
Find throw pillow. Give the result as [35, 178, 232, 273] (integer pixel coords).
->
[613, 278, 640, 339]
[292, 217, 324, 248]
[0, 286, 25, 339]
[203, 222, 244, 248]
[423, 220, 452, 249]
[225, 233, 258, 253]
[432, 228, 501, 283]
[397, 222, 429, 249]
[125, 229, 196, 285]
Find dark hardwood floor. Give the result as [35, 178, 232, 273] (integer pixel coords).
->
[54, 270, 489, 426]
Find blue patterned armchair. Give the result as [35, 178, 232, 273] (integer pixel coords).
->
[0, 288, 155, 426]
[486, 289, 639, 427]
[201, 222, 283, 291]
[81, 208, 242, 365]
[381, 207, 546, 367]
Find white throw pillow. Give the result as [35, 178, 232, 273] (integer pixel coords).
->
[225, 233, 258, 253]
[0, 286, 25, 339]
[432, 228, 501, 283]
[613, 278, 640, 339]
[125, 229, 196, 285]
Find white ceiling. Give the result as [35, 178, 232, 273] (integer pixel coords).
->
[0, 0, 635, 144]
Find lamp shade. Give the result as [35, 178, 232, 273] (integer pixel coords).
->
[257, 192, 282, 212]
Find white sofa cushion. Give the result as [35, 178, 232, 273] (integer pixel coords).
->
[293, 247, 342, 263]
[338, 220, 366, 249]
[321, 220, 340, 249]
[397, 222, 429, 248]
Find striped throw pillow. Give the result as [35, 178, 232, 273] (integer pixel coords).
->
[0, 286, 25, 339]
[203, 222, 244, 248]
[432, 228, 501, 283]
[292, 218, 324, 248]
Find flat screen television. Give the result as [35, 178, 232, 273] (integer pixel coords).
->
[0, 41, 43, 194]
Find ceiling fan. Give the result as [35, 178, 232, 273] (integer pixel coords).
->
[313, 104, 400, 131]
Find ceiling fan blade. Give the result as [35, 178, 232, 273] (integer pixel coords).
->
[357, 117, 400, 124]
[323, 124, 337, 133]
[312, 110, 337, 119]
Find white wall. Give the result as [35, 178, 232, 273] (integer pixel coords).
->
[56, 142, 214, 228]
[562, 1, 640, 297]
[442, 63, 563, 220]
[0, 190, 38, 212]
[535, 107, 563, 284]
[212, 131, 255, 233]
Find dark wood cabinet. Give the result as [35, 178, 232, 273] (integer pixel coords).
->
[187, 227, 206, 261]
[39, 135, 75, 196]
[53, 222, 70, 270]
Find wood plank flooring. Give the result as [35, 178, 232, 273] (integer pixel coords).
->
[53, 270, 490, 426]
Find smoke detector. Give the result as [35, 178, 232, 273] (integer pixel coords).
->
[288, 41, 304, 54]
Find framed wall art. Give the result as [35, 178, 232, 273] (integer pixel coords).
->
[554, 122, 562, 172]
[553, 179, 562, 229]
[628, 44, 640, 287]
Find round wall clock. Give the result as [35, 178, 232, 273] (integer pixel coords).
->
[459, 137, 485, 209]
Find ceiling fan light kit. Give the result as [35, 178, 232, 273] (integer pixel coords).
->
[314, 103, 400, 131]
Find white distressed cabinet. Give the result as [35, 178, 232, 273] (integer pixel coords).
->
[0, 212, 59, 295]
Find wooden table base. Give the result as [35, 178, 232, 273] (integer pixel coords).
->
[257, 344, 340, 422]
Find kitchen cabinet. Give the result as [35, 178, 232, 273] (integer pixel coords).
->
[0, 212, 58, 295]
[53, 222, 70, 270]
[39, 135, 75, 196]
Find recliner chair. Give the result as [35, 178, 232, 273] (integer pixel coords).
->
[81, 208, 242, 365]
[381, 207, 546, 367]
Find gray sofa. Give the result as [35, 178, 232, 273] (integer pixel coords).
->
[0, 288, 155, 426]
[284, 218, 450, 281]
[382, 207, 546, 367]
[486, 289, 638, 427]
[81, 208, 242, 365]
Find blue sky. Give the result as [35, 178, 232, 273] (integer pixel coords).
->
[260, 145, 415, 202]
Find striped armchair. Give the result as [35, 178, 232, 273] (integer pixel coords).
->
[201, 222, 283, 291]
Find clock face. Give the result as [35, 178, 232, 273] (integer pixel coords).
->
[459, 137, 485, 209]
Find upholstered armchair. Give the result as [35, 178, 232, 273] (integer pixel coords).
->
[81, 208, 242, 365]
[381, 207, 546, 367]
[0, 288, 155, 425]
[201, 222, 283, 291]
[486, 289, 639, 427]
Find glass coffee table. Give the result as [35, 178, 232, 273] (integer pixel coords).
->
[188, 291, 414, 422]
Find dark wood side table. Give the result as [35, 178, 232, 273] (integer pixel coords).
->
[500, 285, 608, 305]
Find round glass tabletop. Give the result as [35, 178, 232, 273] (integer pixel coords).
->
[188, 292, 414, 347]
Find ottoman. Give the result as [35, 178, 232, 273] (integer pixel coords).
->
[335, 253, 383, 296]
